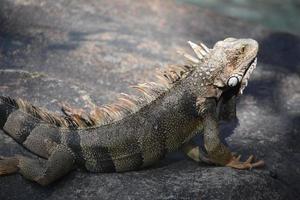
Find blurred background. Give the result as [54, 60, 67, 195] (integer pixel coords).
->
[0, 0, 299, 199]
[179, 0, 300, 35]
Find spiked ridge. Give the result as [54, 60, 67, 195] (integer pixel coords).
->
[0, 96, 76, 128]
[0, 41, 210, 129]
[177, 41, 210, 64]
[74, 63, 194, 127]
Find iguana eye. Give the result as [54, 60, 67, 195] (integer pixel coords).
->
[240, 46, 246, 53]
[227, 76, 239, 87]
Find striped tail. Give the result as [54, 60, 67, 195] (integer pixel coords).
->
[0, 96, 72, 158]
[0, 96, 41, 143]
[0, 96, 19, 129]
[0, 96, 76, 144]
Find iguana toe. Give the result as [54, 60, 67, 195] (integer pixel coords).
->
[226, 155, 264, 170]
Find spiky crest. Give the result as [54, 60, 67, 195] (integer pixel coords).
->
[0, 96, 78, 128]
[1, 41, 211, 129]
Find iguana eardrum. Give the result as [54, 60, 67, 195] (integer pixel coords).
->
[0, 38, 264, 185]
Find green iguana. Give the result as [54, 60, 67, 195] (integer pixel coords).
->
[0, 38, 264, 186]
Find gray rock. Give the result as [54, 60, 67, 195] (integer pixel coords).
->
[0, 0, 299, 199]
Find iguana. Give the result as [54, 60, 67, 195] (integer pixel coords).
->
[0, 38, 264, 186]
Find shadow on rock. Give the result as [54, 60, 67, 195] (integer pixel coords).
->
[259, 32, 300, 73]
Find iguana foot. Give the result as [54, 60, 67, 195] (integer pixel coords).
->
[226, 155, 264, 169]
[3, 145, 75, 186]
[0, 156, 19, 175]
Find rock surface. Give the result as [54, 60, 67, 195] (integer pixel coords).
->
[0, 0, 299, 199]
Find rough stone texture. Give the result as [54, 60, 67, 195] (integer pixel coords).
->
[0, 0, 299, 199]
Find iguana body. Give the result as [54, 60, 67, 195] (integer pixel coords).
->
[0, 38, 263, 185]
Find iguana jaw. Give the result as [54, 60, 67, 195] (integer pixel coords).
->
[239, 57, 257, 94]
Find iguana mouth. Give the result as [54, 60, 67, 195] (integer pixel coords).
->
[239, 57, 257, 94]
[216, 57, 257, 118]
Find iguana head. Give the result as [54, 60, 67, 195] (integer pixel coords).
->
[183, 38, 258, 120]
[185, 38, 258, 97]
[210, 38, 258, 95]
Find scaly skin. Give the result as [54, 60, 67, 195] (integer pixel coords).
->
[0, 38, 264, 185]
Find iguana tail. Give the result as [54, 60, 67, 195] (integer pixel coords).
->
[0, 96, 77, 185]
[0, 96, 17, 130]
[0, 96, 70, 146]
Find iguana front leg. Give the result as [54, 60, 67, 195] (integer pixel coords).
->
[198, 97, 264, 169]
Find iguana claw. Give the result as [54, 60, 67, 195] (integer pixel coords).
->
[226, 155, 264, 169]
